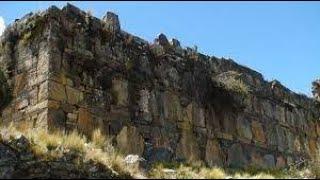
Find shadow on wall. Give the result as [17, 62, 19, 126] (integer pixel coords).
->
[0, 69, 11, 111]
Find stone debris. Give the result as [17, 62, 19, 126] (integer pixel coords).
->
[124, 154, 146, 164]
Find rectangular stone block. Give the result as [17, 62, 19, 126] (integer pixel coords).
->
[48, 81, 66, 102]
[251, 120, 266, 144]
[66, 86, 83, 105]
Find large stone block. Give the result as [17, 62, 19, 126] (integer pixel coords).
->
[175, 129, 201, 163]
[227, 143, 247, 168]
[163, 91, 182, 122]
[236, 116, 252, 142]
[205, 107, 221, 132]
[260, 100, 274, 119]
[249, 150, 264, 168]
[263, 154, 275, 168]
[221, 111, 237, 137]
[276, 126, 288, 152]
[116, 126, 145, 156]
[77, 107, 94, 136]
[36, 109, 49, 129]
[205, 139, 224, 167]
[307, 139, 319, 158]
[66, 86, 83, 105]
[48, 109, 66, 131]
[276, 155, 286, 168]
[251, 121, 266, 144]
[48, 81, 66, 102]
[137, 89, 152, 123]
[13, 73, 27, 96]
[274, 104, 286, 123]
[192, 103, 205, 128]
[111, 78, 128, 107]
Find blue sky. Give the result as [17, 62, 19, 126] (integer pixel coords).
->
[0, 1, 319, 96]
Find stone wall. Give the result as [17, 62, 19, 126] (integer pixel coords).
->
[0, 4, 319, 169]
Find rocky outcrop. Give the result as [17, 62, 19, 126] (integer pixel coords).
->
[0, 3, 319, 170]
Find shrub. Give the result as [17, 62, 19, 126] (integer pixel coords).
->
[213, 71, 250, 97]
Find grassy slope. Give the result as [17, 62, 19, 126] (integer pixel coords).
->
[0, 121, 318, 179]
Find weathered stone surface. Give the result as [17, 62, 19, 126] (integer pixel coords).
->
[77, 108, 94, 136]
[66, 86, 83, 105]
[205, 139, 224, 167]
[48, 109, 66, 131]
[193, 104, 205, 127]
[236, 116, 252, 142]
[0, 70, 11, 110]
[163, 91, 182, 122]
[48, 81, 66, 102]
[251, 121, 266, 143]
[175, 129, 201, 163]
[263, 154, 275, 168]
[111, 78, 128, 107]
[250, 150, 264, 168]
[276, 155, 286, 168]
[13, 73, 27, 96]
[103, 11, 120, 33]
[227, 143, 247, 168]
[137, 89, 152, 123]
[307, 139, 319, 158]
[0, 4, 319, 170]
[116, 126, 145, 156]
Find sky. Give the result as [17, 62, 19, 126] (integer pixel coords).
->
[0, 1, 319, 96]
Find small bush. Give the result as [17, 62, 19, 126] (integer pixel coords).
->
[199, 167, 226, 179]
[309, 157, 320, 178]
[222, 77, 249, 96]
[63, 130, 86, 152]
[91, 129, 107, 149]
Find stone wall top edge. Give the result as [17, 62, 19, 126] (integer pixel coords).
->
[0, 3, 315, 105]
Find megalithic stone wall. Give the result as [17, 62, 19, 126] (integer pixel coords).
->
[0, 4, 319, 169]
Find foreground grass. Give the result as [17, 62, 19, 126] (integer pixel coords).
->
[0, 122, 144, 178]
[0, 121, 319, 179]
[148, 162, 278, 179]
[148, 161, 319, 179]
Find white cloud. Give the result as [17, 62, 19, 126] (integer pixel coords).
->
[0, 17, 5, 36]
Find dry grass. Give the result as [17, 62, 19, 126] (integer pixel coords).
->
[1, 121, 319, 179]
[221, 77, 249, 96]
[199, 167, 226, 179]
[213, 71, 250, 97]
[91, 128, 108, 149]
[149, 162, 226, 179]
[0, 121, 143, 178]
[63, 130, 86, 152]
